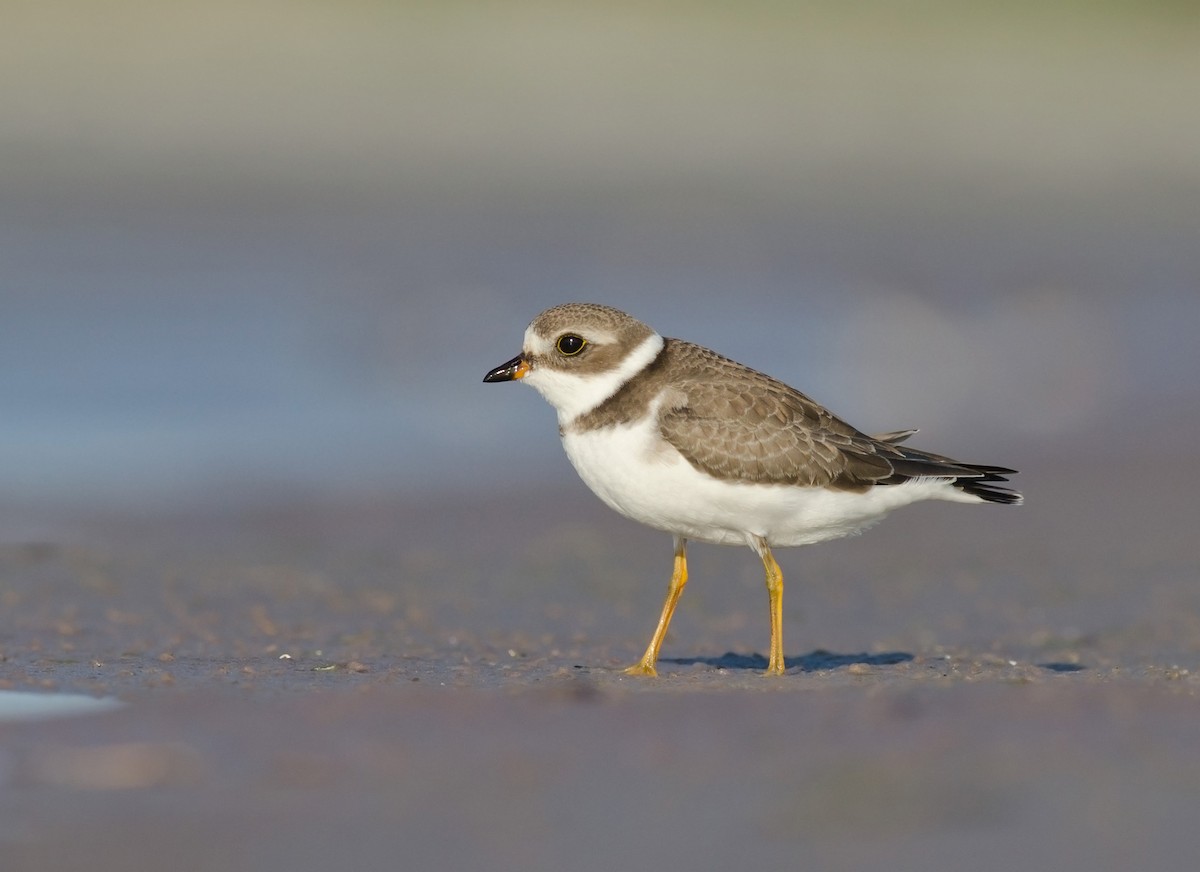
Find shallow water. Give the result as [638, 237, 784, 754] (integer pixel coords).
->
[0, 691, 122, 724]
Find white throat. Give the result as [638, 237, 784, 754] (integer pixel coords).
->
[524, 332, 664, 426]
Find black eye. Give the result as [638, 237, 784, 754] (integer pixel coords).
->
[556, 334, 586, 356]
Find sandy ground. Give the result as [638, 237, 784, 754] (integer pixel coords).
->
[2, 453, 1198, 872]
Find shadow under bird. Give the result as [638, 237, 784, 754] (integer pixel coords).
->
[484, 304, 1020, 676]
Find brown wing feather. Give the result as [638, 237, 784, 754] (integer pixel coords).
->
[655, 340, 991, 492]
[654, 341, 894, 490]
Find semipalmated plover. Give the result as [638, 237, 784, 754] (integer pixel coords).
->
[484, 303, 1020, 676]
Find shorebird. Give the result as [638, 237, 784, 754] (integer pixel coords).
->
[484, 304, 1020, 675]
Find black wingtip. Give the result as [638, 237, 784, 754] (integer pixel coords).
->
[953, 464, 1022, 504]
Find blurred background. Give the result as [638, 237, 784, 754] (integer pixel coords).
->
[2, 0, 1197, 538]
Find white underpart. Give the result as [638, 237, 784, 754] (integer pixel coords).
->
[522, 331, 665, 426]
[561, 396, 983, 548]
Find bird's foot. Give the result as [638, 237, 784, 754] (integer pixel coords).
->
[622, 660, 658, 677]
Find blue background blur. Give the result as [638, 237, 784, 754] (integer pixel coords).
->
[3, 1, 1197, 529]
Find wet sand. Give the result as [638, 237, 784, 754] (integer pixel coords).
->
[2, 455, 1198, 871]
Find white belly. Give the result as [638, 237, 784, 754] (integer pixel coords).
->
[561, 417, 976, 548]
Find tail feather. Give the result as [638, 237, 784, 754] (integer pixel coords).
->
[952, 463, 1022, 504]
[874, 435, 1022, 505]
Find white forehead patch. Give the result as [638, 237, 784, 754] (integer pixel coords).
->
[523, 324, 549, 356]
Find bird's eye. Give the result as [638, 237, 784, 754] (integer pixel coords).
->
[556, 334, 586, 356]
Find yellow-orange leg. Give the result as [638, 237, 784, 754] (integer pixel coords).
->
[623, 537, 688, 676]
[753, 538, 786, 676]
